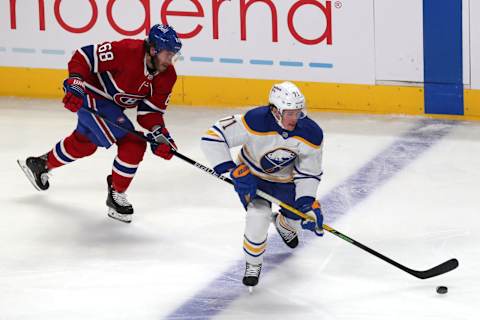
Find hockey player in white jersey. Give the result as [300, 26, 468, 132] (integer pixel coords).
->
[200, 81, 324, 288]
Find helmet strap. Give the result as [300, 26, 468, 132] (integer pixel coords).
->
[150, 56, 158, 73]
[144, 41, 155, 72]
[145, 41, 161, 73]
[270, 105, 286, 129]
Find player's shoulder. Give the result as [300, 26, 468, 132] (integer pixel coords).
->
[153, 65, 177, 89]
[108, 39, 145, 60]
[292, 116, 323, 148]
[161, 65, 177, 79]
[242, 106, 275, 133]
[111, 38, 144, 51]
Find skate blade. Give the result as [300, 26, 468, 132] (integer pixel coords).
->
[248, 286, 254, 294]
[107, 208, 132, 223]
[17, 159, 42, 191]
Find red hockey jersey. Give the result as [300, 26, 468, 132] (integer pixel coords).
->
[68, 39, 177, 131]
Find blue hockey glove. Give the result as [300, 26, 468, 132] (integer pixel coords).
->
[230, 164, 257, 209]
[213, 161, 236, 175]
[62, 76, 85, 112]
[296, 196, 324, 236]
[147, 126, 177, 160]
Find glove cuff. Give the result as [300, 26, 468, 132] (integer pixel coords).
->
[295, 196, 315, 210]
[214, 161, 236, 175]
[69, 73, 84, 80]
[230, 163, 251, 179]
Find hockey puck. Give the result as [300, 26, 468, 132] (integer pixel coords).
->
[436, 286, 448, 294]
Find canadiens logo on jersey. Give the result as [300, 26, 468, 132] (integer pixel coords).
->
[260, 148, 297, 173]
[113, 93, 144, 108]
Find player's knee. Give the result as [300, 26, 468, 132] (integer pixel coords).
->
[246, 208, 270, 223]
[244, 227, 268, 244]
[245, 200, 271, 238]
[117, 133, 147, 163]
[69, 130, 97, 156]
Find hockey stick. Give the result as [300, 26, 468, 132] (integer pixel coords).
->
[165, 149, 459, 279]
[80, 93, 458, 280]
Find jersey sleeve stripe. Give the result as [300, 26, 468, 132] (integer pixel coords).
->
[84, 82, 112, 99]
[205, 129, 221, 138]
[293, 176, 321, 182]
[142, 99, 165, 112]
[78, 47, 93, 72]
[137, 110, 156, 116]
[79, 44, 99, 73]
[93, 44, 98, 72]
[96, 73, 110, 98]
[79, 45, 96, 72]
[201, 137, 226, 143]
[106, 71, 122, 92]
[138, 100, 165, 113]
[98, 72, 122, 97]
[212, 125, 230, 147]
[294, 165, 323, 179]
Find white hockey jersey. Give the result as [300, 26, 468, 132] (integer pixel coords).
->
[200, 106, 324, 200]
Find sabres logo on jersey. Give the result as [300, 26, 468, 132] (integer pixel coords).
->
[260, 148, 297, 173]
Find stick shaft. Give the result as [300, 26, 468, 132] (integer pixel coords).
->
[82, 104, 458, 279]
[170, 149, 459, 279]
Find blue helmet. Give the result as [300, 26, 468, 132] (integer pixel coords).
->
[148, 24, 182, 54]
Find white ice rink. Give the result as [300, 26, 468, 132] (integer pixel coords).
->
[1, 97, 479, 320]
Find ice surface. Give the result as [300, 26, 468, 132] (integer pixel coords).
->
[0, 97, 478, 320]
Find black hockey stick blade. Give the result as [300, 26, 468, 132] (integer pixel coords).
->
[324, 226, 459, 280]
[410, 258, 459, 279]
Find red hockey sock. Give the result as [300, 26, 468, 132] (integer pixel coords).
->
[47, 131, 97, 170]
[111, 133, 147, 192]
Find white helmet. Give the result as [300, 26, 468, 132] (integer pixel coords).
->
[268, 81, 306, 117]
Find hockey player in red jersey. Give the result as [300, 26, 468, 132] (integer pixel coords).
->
[17, 24, 182, 223]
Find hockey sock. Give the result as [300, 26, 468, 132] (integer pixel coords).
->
[111, 133, 147, 192]
[47, 130, 97, 170]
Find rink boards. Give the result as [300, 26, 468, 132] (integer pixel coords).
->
[1, 0, 480, 120]
[0, 66, 479, 121]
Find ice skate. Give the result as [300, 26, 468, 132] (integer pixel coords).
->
[273, 213, 299, 249]
[17, 155, 50, 191]
[243, 262, 262, 291]
[106, 175, 133, 223]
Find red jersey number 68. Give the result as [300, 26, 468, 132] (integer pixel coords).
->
[98, 43, 114, 62]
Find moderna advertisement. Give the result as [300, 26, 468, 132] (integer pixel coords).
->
[0, 0, 376, 84]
